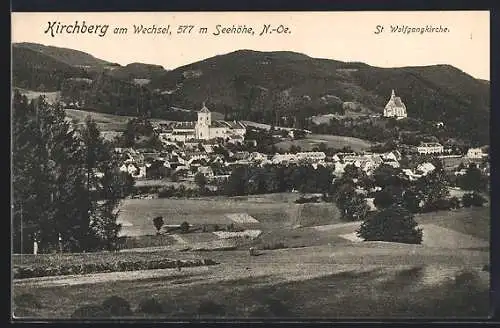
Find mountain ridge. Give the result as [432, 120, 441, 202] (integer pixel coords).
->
[11, 43, 490, 144]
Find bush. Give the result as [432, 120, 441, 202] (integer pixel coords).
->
[13, 257, 219, 279]
[197, 300, 226, 316]
[357, 205, 423, 244]
[71, 304, 111, 318]
[422, 198, 452, 212]
[102, 296, 132, 316]
[153, 216, 164, 235]
[449, 196, 461, 209]
[180, 221, 190, 233]
[462, 192, 487, 207]
[137, 297, 164, 314]
[294, 196, 319, 204]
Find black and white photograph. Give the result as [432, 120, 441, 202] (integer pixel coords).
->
[11, 11, 491, 320]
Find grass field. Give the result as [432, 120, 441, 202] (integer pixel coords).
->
[116, 194, 341, 237]
[134, 179, 198, 189]
[415, 207, 490, 241]
[15, 89, 61, 104]
[12, 194, 490, 319]
[65, 109, 173, 132]
[275, 134, 373, 152]
[13, 245, 490, 318]
[64, 109, 135, 132]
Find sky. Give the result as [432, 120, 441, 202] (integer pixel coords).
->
[11, 11, 490, 80]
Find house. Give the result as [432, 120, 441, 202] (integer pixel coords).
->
[120, 163, 146, 179]
[296, 152, 326, 162]
[271, 153, 298, 164]
[416, 162, 436, 176]
[384, 89, 407, 119]
[466, 148, 486, 159]
[249, 152, 267, 162]
[454, 168, 468, 176]
[417, 142, 444, 155]
[202, 144, 214, 154]
[365, 198, 377, 212]
[234, 151, 250, 160]
[245, 140, 258, 147]
[333, 162, 348, 176]
[210, 155, 225, 165]
[381, 151, 401, 162]
[384, 160, 401, 168]
[197, 166, 214, 179]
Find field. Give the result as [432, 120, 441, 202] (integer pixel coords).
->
[275, 134, 373, 152]
[13, 245, 490, 318]
[134, 179, 198, 189]
[15, 89, 61, 104]
[116, 193, 342, 237]
[12, 191, 490, 319]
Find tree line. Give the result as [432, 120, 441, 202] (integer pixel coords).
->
[12, 91, 134, 254]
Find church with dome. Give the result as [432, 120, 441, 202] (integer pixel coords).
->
[383, 89, 408, 119]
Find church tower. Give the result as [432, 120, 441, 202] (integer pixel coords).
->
[195, 102, 211, 139]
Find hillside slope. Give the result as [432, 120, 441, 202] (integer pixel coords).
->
[11, 46, 490, 144]
[14, 42, 113, 68]
[148, 50, 490, 143]
[12, 46, 91, 91]
[108, 63, 168, 82]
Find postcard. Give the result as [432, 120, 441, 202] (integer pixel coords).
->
[11, 11, 490, 320]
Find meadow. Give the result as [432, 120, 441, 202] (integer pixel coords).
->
[64, 109, 170, 132]
[116, 193, 342, 237]
[13, 248, 490, 318]
[275, 134, 373, 152]
[12, 202, 490, 319]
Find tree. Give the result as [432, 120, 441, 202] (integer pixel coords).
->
[293, 129, 306, 140]
[12, 94, 89, 252]
[194, 172, 208, 189]
[12, 92, 52, 253]
[180, 221, 190, 234]
[458, 164, 484, 192]
[372, 164, 404, 188]
[402, 189, 421, 213]
[414, 167, 450, 209]
[343, 164, 362, 181]
[356, 205, 423, 244]
[373, 186, 404, 209]
[332, 182, 356, 213]
[224, 166, 248, 196]
[153, 216, 164, 235]
[12, 93, 133, 253]
[462, 192, 487, 207]
[342, 196, 370, 221]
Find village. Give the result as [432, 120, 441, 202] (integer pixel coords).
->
[116, 91, 490, 199]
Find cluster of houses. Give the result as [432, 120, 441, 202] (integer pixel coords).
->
[112, 96, 489, 184]
[116, 139, 489, 186]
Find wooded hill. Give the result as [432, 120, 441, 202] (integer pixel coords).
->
[11, 44, 490, 144]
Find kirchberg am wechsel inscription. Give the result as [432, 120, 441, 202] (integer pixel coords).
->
[43, 21, 292, 37]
